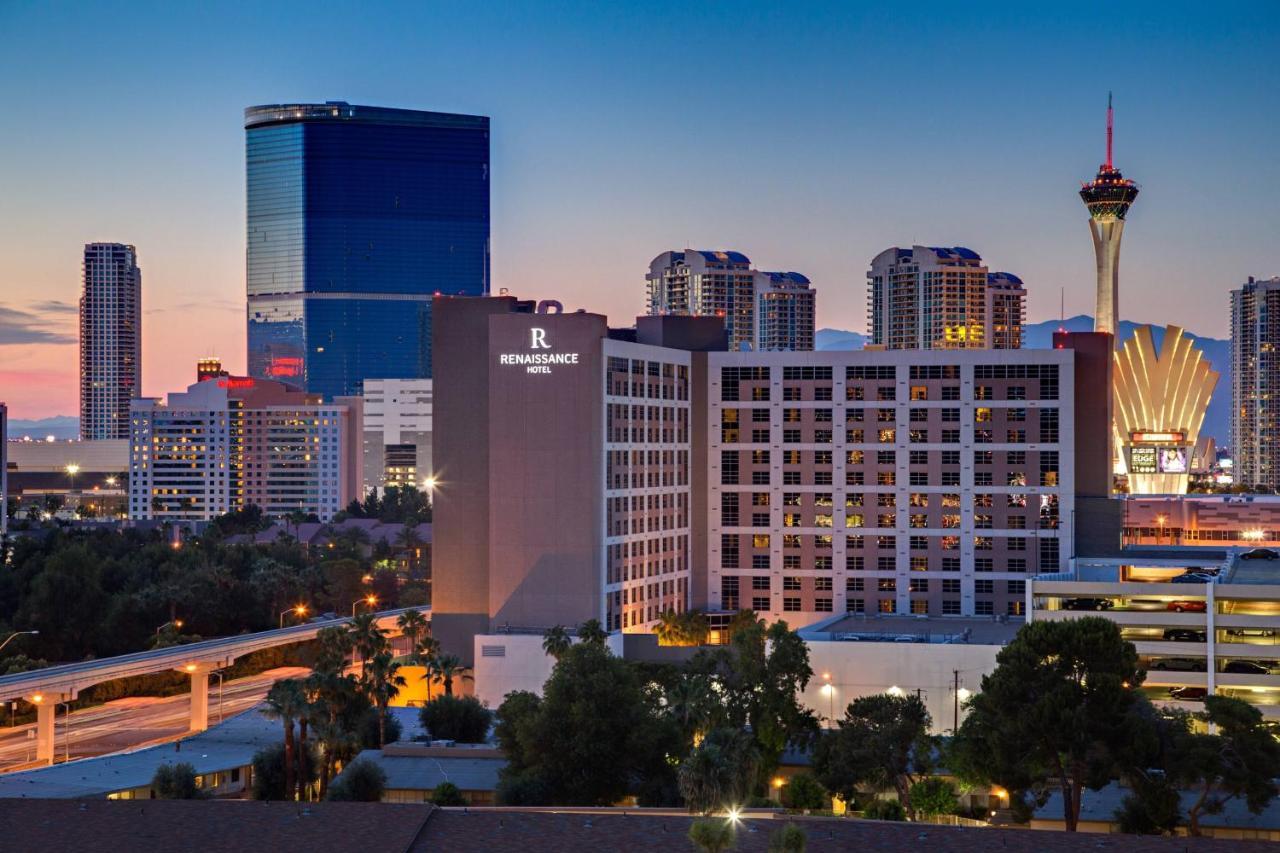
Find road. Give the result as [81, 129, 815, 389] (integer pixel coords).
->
[0, 666, 308, 772]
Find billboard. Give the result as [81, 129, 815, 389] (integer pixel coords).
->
[1158, 447, 1188, 474]
[1130, 446, 1158, 474]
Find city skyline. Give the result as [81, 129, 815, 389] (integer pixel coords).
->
[2, 2, 1279, 418]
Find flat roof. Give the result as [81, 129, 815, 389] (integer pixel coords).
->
[801, 615, 1020, 646]
[341, 748, 505, 792]
[1227, 555, 1280, 585]
[245, 102, 488, 130]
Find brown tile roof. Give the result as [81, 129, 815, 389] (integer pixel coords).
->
[0, 799, 432, 853]
[413, 810, 1278, 852]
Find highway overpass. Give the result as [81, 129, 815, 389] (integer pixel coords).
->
[0, 608, 426, 765]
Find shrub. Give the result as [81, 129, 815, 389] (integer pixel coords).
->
[767, 822, 807, 853]
[431, 781, 467, 806]
[357, 707, 402, 749]
[781, 774, 828, 811]
[326, 759, 387, 802]
[688, 818, 735, 853]
[495, 771, 550, 806]
[862, 799, 906, 821]
[152, 762, 207, 799]
[909, 778, 959, 817]
[251, 744, 288, 800]
[419, 695, 492, 743]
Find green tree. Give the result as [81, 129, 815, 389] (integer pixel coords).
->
[432, 653, 471, 696]
[348, 612, 388, 665]
[326, 758, 387, 802]
[949, 617, 1143, 832]
[908, 778, 959, 818]
[419, 695, 493, 743]
[395, 609, 429, 651]
[812, 693, 933, 813]
[687, 818, 735, 853]
[781, 774, 828, 811]
[262, 679, 308, 800]
[431, 781, 467, 806]
[577, 618, 608, 646]
[679, 727, 760, 814]
[151, 762, 208, 799]
[542, 625, 572, 660]
[364, 651, 406, 747]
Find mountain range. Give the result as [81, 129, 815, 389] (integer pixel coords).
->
[816, 316, 1231, 446]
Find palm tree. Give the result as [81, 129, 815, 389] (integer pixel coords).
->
[577, 618, 608, 646]
[348, 612, 388, 670]
[365, 651, 407, 747]
[542, 625, 572, 659]
[433, 654, 471, 696]
[682, 610, 711, 646]
[263, 679, 307, 800]
[666, 676, 716, 746]
[655, 610, 684, 646]
[396, 609, 429, 652]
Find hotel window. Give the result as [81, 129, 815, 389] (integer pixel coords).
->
[909, 450, 928, 465]
[846, 554, 865, 571]
[752, 534, 770, 548]
[720, 451, 739, 485]
[974, 471, 993, 485]
[783, 429, 802, 444]
[975, 385, 993, 400]
[942, 514, 960, 529]
[909, 578, 929, 594]
[815, 514, 833, 528]
[941, 450, 960, 465]
[942, 600, 961, 615]
[815, 408, 833, 422]
[784, 408, 801, 423]
[941, 429, 960, 443]
[909, 408, 928, 423]
[815, 493, 833, 507]
[1006, 386, 1027, 401]
[720, 493, 740, 527]
[878, 599, 897, 614]
[815, 577, 833, 591]
[877, 408, 895, 423]
[783, 387, 802, 401]
[783, 534, 801, 548]
[757, 471, 775, 485]
[846, 598, 866, 613]
[847, 577, 865, 592]
[877, 555, 896, 571]
[974, 450, 993, 465]
[1008, 407, 1027, 423]
[1039, 408, 1059, 443]
[752, 555, 770, 569]
[908, 471, 928, 486]
[910, 386, 928, 401]
[909, 536, 929, 552]
[846, 471, 865, 486]
[877, 387, 896, 401]
[815, 387, 833, 401]
[752, 596, 771, 611]
[847, 386, 865, 401]
[784, 555, 801, 569]
[1040, 538, 1060, 570]
[877, 578, 897, 592]
[752, 408, 770, 422]
[783, 597, 802, 611]
[751, 429, 770, 443]
[847, 408, 865, 423]
[814, 429, 832, 443]
[877, 471, 896, 486]
[815, 598, 833, 612]
[783, 492, 802, 506]
[975, 407, 992, 423]
[910, 555, 929, 571]
[1040, 451, 1060, 486]
[975, 514, 993, 529]
[942, 557, 960, 572]
[877, 450, 896, 465]
[941, 386, 960, 400]
[975, 601, 995, 615]
[975, 579, 994, 594]
[815, 556, 833, 571]
[783, 450, 801, 465]
[975, 536, 993, 551]
[909, 514, 928, 529]
[877, 513, 895, 528]
[909, 429, 929, 444]
[941, 536, 959, 551]
[783, 576, 802, 591]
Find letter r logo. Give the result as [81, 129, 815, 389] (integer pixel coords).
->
[530, 328, 550, 349]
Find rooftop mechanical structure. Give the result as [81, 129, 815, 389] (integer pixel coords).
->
[1080, 94, 1139, 336]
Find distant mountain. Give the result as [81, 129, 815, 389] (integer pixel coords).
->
[6, 415, 79, 440]
[815, 317, 1230, 445]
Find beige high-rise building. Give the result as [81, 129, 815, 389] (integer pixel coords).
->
[81, 243, 141, 440]
[1232, 276, 1280, 490]
[867, 246, 1024, 351]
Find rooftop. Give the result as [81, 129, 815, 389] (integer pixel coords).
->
[338, 745, 506, 792]
[244, 102, 488, 130]
[800, 615, 1021, 645]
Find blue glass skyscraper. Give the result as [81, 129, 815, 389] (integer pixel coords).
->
[245, 102, 489, 398]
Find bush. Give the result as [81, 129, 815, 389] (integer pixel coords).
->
[431, 781, 467, 806]
[781, 774, 828, 811]
[357, 707, 403, 749]
[152, 762, 208, 799]
[419, 695, 492, 743]
[326, 759, 387, 802]
[909, 778, 959, 817]
[252, 744, 288, 800]
[688, 818, 735, 853]
[862, 799, 906, 821]
[768, 822, 807, 853]
[495, 771, 550, 806]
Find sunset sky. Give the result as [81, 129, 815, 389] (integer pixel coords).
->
[1, 1, 1277, 419]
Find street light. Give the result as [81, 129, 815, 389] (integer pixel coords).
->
[0, 630, 38, 654]
[280, 604, 308, 629]
[352, 594, 377, 616]
[820, 680, 835, 729]
[155, 619, 183, 637]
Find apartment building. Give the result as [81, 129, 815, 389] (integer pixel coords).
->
[362, 378, 433, 494]
[81, 243, 141, 440]
[1231, 276, 1280, 490]
[128, 377, 360, 521]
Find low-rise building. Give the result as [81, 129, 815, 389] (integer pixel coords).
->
[336, 742, 505, 805]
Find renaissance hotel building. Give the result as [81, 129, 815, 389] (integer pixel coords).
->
[431, 296, 1114, 658]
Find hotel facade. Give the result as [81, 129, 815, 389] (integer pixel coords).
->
[431, 296, 1113, 658]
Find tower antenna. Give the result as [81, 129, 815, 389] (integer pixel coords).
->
[1106, 91, 1114, 169]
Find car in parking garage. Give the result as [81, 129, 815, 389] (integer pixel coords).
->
[1241, 548, 1280, 561]
[1149, 657, 1207, 671]
[1169, 686, 1208, 701]
[1162, 628, 1207, 642]
[1222, 660, 1272, 675]
[1061, 597, 1114, 611]
[1167, 600, 1207, 613]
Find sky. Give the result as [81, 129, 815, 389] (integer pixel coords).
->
[1, 1, 1278, 419]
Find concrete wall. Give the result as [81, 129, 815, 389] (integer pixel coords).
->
[473, 634, 557, 708]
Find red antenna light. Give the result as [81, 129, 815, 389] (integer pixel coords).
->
[1105, 91, 1114, 169]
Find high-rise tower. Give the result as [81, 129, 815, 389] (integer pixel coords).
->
[80, 243, 141, 440]
[1079, 94, 1139, 335]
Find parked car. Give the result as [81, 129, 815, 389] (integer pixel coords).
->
[1062, 597, 1114, 611]
[1149, 657, 1206, 672]
[1169, 686, 1208, 701]
[1167, 600, 1207, 613]
[1171, 574, 1214, 584]
[1223, 660, 1271, 675]
[1241, 548, 1280, 561]
[1188, 566, 1221, 576]
[1163, 628, 1207, 642]
[1225, 627, 1278, 640]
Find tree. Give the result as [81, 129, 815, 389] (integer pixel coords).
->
[542, 625, 572, 660]
[326, 758, 387, 801]
[812, 693, 933, 813]
[348, 612, 388, 666]
[495, 642, 671, 806]
[151, 762, 208, 799]
[767, 823, 807, 853]
[688, 818, 735, 853]
[679, 727, 760, 814]
[781, 774, 828, 811]
[577, 618, 608, 646]
[431, 781, 467, 806]
[949, 617, 1143, 832]
[419, 695, 493, 743]
[263, 679, 308, 800]
[396, 609, 429, 651]
[432, 653, 471, 696]
[908, 778, 959, 818]
[364, 651, 406, 747]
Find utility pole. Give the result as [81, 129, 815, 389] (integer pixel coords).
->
[953, 670, 960, 734]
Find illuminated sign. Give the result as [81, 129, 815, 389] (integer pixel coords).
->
[1158, 447, 1188, 474]
[1130, 446, 1158, 474]
[267, 357, 303, 378]
[1130, 431, 1185, 444]
[499, 327, 580, 374]
[217, 377, 256, 389]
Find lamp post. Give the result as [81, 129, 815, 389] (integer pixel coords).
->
[155, 619, 183, 638]
[820, 673, 835, 729]
[279, 604, 308, 629]
[352, 594, 377, 617]
[0, 630, 38, 654]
